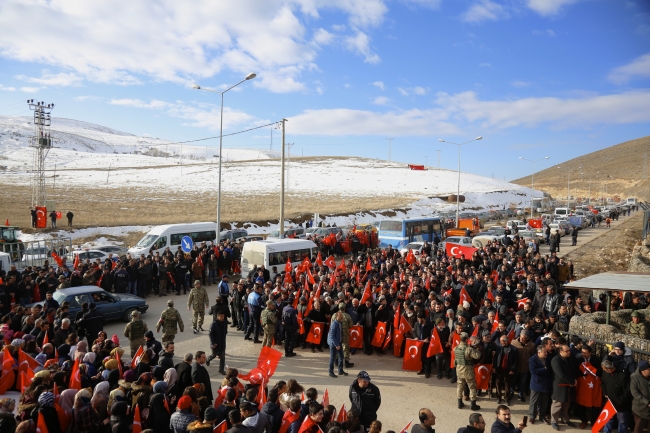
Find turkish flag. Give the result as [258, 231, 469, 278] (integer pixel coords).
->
[68, 357, 82, 390]
[449, 333, 461, 368]
[306, 322, 324, 345]
[471, 325, 479, 337]
[516, 298, 529, 311]
[591, 399, 617, 433]
[328, 270, 337, 287]
[393, 330, 403, 357]
[491, 311, 500, 333]
[382, 330, 392, 351]
[426, 327, 444, 357]
[350, 325, 364, 349]
[73, 253, 80, 270]
[402, 339, 424, 371]
[0, 347, 16, 394]
[459, 287, 472, 305]
[131, 345, 144, 369]
[213, 386, 230, 408]
[490, 270, 499, 287]
[238, 367, 267, 384]
[474, 364, 493, 391]
[297, 315, 305, 335]
[306, 268, 316, 285]
[321, 388, 329, 407]
[446, 243, 477, 259]
[302, 257, 312, 270]
[115, 349, 123, 379]
[298, 415, 319, 433]
[132, 405, 142, 433]
[399, 420, 413, 433]
[366, 257, 372, 271]
[51, 251, 63, 268]
[406, 249, 416, 265]
[324, 255, 336, 269]
[371, 322, 387, 347]
[576, 362, 603, 408]
[360, 281, 373, 304]
[316, 252, 323, 267]
[398, 315, 413, 335]
[507, 328, 515, 342]
[96, 274, 103, 287]
[214, 420, 228, 433]
[336, 404, 347, 423]
[55, 403, 71, 432]
[18, 348, 40, 375]
[285, 258, 293, 275]
[487, 289, 495, 302]
[37, 412, 50, 433]
[19, 370, 33, 392]
[258, 346, 282, 379]
[338, 260, 347, 273]
[394, 305, 401, 329]
[279, 411, 301, 433]
[258, 379, 266, 410]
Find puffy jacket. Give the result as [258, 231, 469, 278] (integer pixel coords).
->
[349, 380, 381, 428]
[630, 370, 650, 419]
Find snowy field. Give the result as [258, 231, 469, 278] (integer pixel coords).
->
[1, 115, 541, 242]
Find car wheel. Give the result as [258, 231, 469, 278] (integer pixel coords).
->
[123, 308, 137, 323]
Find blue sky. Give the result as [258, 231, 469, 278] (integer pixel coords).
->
[0, 0, 649, 180]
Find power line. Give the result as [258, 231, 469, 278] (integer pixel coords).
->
[140, 121, 282, 147]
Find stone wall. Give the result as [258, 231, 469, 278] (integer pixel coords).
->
[628, 237, 650, 273]
[569, 309, 650, 353]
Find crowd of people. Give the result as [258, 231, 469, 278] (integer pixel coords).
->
[0, 206, 648, 433]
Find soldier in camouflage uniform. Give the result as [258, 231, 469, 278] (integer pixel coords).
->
[261, 300, 277, 347]
[454, 332, 481, 411]
[156, 299, 184, 343]
[188, 280, 209, 333]
[124, 310, 148, 358]
[626, 311, 649, 339]
[332, 302, 354, 368]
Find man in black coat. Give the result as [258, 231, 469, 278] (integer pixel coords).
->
[175, 353, 195, 398]
[550, 344, 577, 429]
[349, 371, 381, 430]
[493, 335, 519, 404]
[207, 310, 228, 374]
[456, 412, 485, 433]
[192, 350, 214, 403]
[78, 303, 103, 344]
[413, 312, 433, 378]
[490, 404, 526, 433]
[601, 359, 633, 433]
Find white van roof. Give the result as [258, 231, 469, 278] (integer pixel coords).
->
[245, 239, 317, 251]
[147, 222, 216, 235]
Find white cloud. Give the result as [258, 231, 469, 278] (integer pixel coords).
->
[20, 87, 40, 93]
[287, 89, 650, 137]
[397, 86, 428, 96]
[372, 81, 385, 90]
[479, 63, 493, 68]
[435, 90, 650, 128]
[344, 31, 381, 64]
[532, 29, 556, 37]
[461, 0, 508, 23]
[608, 53, 650, 84]
[412, 86, 427, 95]
[397, 87, 409, 96]
[399, 0, 441, 9]
[15, 71, 83, 87]
[74, 95, 102, 102]
[108, 98, 262, 131]
[0, 0, 388, 93]
[511, 81, 531, 88]
[372, 96, 390, 105]
[526, 0, 579, 16]
[0, 84, 15, 91]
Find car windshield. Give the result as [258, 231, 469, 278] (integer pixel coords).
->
[135, 234, 157, 248]
[53, 291, 67, 304]
[404, 243, 421, 250]
[269, 230, 280, 237]
[0, 228, 17, 242]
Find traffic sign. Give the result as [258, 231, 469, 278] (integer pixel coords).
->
[181, 236, 193, 253]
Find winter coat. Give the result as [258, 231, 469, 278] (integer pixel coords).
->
[601, 369, 632, 413]
[551, 355, 575, 403]
[349, 379, 381, 428]
[529, 354, 552, 393]
[209, 320, 228, 353]
[490, 419, 521, 433]
[262, 401, 284, 433]
[630, 370, 650, 419]
[492, 345, 519, 374]
[327, 319, 342, 348]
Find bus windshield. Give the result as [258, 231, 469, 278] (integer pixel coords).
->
[379, 221, 402, 232]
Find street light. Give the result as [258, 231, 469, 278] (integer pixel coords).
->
[519, 156, 549, 219]
[192, 73, 256, 239]
[557, 166, 571, 211]
[438, 136, 483, 227]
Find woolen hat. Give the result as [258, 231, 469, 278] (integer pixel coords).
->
[357, 370, 371, 381]
[614, 342, 625, 349]
[204, 407, 219, 422]
[639, 361, 650, 372]
[178, 395, 192, 410]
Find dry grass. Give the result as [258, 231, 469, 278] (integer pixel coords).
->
[512, 135, 650, 201]
[0, 185, 419, 233]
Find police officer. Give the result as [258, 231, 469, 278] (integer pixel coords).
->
[332, 302, 354, 368]
[260, 300, 277, 347]
[282, 297, 298, 357]
[626, 311, 649, 339]
[188, 280, 209, 333]
[124, 309, 148, 358]
[156, 299, 184, 343]
[455, 332, 481, 411]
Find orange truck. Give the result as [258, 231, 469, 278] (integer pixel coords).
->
[445, 218, 481, 237]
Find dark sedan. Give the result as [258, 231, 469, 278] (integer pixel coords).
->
[31, 286, 149, 322]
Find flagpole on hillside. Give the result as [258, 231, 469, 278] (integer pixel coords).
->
[191, 73, 257, 240]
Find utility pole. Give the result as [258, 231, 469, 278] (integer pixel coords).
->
[280, 119, 288, 238]
[28, 99, 55, 209]
[270, 126, 273, 150]
[287, 143, 294, 191]
[387, 137, 394, 161]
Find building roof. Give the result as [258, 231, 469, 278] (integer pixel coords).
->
[564, 272, 650, 293]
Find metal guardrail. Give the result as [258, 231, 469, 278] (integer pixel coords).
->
[1, 238, 72, 270]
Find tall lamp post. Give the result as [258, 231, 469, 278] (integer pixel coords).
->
[438, 136, 482, 227]
[557, 166, 571, 211]
[192, 72, 256, 239]
[519, 156, 549, 219]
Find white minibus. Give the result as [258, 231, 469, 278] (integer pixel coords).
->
[241, 239, 317, 275]
[128, 222, 219, 257]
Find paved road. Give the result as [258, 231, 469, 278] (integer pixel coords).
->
[100, 216, 639, 432]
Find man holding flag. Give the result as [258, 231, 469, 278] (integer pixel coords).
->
[601, 359, 632, 433]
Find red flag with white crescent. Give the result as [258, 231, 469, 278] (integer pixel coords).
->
[426, 327, 444, 357]
[491, 311, 500, 333]
[324, 255, 336, 269]
[459, 287, 472, 305]
[591, 399, 617, 433]
[305, 322, 324, 345]
[349, 325, 364, 349]
[132, 405, 142, 433]
[360, 280, 373, 304]
[449, 333, 461, 368]
[336, 404, 347, 423]
[446, 243, 477, 259]
[322, 389, 329, 407]
[316, 252, 323, 267]
[402, 339, 424, 371]
[371, 322, 387, 347]
[516, 298, 528, 311]
[473, 364, 493, 391]
[366, 257, 372, 271]
[68, 357, 82, 390]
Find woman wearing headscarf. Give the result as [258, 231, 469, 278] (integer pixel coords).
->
[107, 369, 120, 391]
[35, 392, 62, 433]
[52, 371, 68, 392]
[109, 401, 132, 433]
[71, 388, 102, 433]
[165, 367, 180, 401]
[74, 339, 88, 361]
[131, 373, 153, 416]
[102, 358, 119, 380]
[57, 343, 72, 366]
[149, 381, 173, 433]
[83, 352, 97, 377]
[58, 389, 78, 415]
[108, 377, 131, 416]
[19, 380, 47, 421]
[0, 398, 17, 433]
[92, 344, 104, 370]
[91, 381, 111, 421]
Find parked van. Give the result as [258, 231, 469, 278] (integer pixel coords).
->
[267, 227, 306, 240]
[128, 222, 219, 257]
[554, 208, 569, 217]
[241, 239, 317, 275]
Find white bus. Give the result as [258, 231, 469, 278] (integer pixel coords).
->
[128, 222, 221, 257]
[241, 239, 317, 275]
[627, 197, 637, 206]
